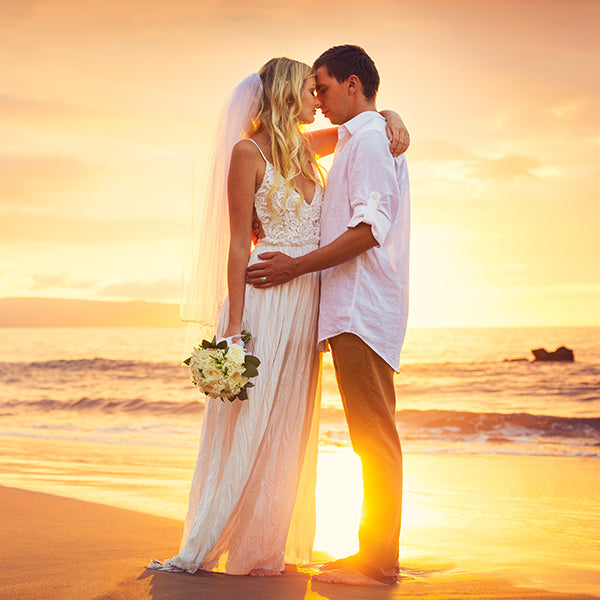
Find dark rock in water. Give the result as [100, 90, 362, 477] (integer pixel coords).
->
[531, 346, 574, 362]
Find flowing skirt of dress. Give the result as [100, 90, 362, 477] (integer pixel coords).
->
[151, 243, 321, 575]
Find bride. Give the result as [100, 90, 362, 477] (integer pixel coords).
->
[149, 57, 408, 577]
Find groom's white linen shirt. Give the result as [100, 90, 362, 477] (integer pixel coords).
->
[318, 110, 410, 371]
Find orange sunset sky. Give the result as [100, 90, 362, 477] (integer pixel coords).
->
[1, 0, 599, 327]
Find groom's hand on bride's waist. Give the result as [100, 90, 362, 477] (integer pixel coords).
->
[246, 252, 298, 288]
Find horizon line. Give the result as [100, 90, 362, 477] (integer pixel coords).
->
[0, 297, 598, 329]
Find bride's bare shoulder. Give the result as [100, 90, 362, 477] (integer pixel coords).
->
[230, 139, 260, 166]
[230, 138, 268, 188]
[232, 138, 258, 155]
[232, 138, 266, 161]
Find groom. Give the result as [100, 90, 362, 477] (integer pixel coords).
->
[247, 45, 410, 586]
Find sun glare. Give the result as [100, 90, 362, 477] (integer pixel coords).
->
[314, 448, 362, 557]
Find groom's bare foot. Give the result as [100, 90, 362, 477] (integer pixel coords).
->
[313, 567, 387, 586]
[319, 553, 360, 572]
[248, 568, 282, 577]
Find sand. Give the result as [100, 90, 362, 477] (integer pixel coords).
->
[1, 433, 600, 597]
[1, 485, 598, 600]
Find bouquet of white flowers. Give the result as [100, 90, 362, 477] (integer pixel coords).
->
[183, 330, 260, 401]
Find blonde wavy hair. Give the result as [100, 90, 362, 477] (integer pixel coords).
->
[255, 57, 325, 215]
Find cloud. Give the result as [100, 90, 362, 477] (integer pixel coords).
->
[493, 95, 600, 142]
[549, 95, 600, 134]
[0, 0, 37, 21]
[0, 93, 144, 128]
[0, 94, 81, 119]
[0, 270, 98, 298]
[99, 278, 182, 302]
[0, 210, 181, 244]
[409, 139, 476, 163]
[0, 154, 102, 205]
[469, 154, 542, 181]
[25, 271, 96, 292]
[409, 142, 541, 181]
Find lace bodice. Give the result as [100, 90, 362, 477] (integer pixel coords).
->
[254, 162, 323, 247]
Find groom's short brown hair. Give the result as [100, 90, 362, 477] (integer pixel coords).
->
[313, 45, 380, 101]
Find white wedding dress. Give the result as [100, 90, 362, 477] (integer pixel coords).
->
[150, 143, 323, 575]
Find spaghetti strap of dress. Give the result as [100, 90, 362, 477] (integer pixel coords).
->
[245, 138, 269, 164]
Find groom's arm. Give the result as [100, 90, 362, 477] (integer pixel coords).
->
[246, 223, 377, 288]
[247, 127, 400, 288]
[306, 112, 409, 158]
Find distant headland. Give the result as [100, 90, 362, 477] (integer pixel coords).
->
[0, 297, 181, 327]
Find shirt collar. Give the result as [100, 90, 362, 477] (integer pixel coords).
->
[339, 110, 384, 139]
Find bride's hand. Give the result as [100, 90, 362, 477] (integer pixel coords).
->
[380, 110, 410, 157]
[222, 325, 243, 344]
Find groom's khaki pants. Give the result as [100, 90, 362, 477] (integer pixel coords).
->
[328, 332, 403, 584]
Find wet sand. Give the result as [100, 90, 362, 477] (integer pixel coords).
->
[1, 484, 598, 600]
[1, 431, 600, 598]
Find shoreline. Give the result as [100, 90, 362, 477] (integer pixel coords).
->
[1, 484, 598, 600]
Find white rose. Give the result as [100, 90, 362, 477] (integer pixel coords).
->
[225, 360, 244, 377]
[228, 372, 248, 390]
[226, 343, 246, 365]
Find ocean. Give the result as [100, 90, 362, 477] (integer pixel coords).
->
[1, 326, 598, 458]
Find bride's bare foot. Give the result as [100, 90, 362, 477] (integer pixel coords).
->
[313, 567, 387, 586]
[248, 568, 282, 577]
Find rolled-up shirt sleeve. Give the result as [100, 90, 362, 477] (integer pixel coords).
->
[346, 129, 399, 247]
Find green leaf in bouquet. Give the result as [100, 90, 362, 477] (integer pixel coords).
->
[243, 363, 259, 378]
[241, 330, 252, 344]
[215, 340, 228, 350]
[245, 381, 255, 388]
[201, 338, 213, 349]
[245, 355, 261, 368]
[182, 357, 191, 366]
[237, 387, 248, 401]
